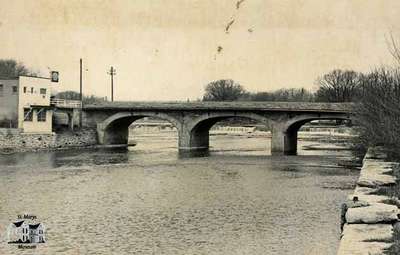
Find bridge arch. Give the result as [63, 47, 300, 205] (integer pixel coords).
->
[98, 112, 181, 145]
[180, 112, 271, 155]
[271, 113, 351, 155]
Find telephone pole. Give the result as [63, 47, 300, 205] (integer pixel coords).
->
[79, 58, 83, 128]
[107, 66, 116, 102]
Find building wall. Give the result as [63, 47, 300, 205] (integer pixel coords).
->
[0, 79, 19, 128]
[20, 109, 53, 133]
[17, 76, 53, 133]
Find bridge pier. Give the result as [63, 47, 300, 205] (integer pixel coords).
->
[271, 126, 298, 155]
[178, 126, 210, 157]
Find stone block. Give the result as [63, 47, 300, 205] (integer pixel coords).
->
[338, 224, 393, 255]
[346, 203, 399, 224]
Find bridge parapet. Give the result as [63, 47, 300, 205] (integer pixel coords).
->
[83, 101, 354, 113]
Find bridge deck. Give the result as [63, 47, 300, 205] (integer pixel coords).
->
[83, 101, 353, 113]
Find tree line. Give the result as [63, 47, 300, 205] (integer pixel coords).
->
[202, 69, 368, 103]
[203, 68, 400, 157]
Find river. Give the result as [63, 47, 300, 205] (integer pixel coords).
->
[0, 132, 358, 255]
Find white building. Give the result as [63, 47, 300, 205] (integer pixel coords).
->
[28, 223, 45, 243]
[8, 221, 29, 243]
[7, 221, 45, 244]
[0, 75, 53, 133]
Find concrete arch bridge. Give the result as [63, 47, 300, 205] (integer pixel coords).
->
[82, 102, 353, 156]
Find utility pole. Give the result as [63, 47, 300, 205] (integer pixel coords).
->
[107, 66, 116, 102]
[79, 58, 83, 128]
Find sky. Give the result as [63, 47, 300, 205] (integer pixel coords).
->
[1, 0, 400, 101]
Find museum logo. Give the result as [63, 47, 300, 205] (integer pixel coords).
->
[7, 214, 46, 249]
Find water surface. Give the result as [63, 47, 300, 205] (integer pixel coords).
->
[0, 133, 358, 255]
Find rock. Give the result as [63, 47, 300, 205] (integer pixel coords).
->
[338, 224, 394, 255]
[349, 186, 396, 204]
[364, 147, 388, 160]
[353, 186, 377, 195]
[342, 223, 394, 242]
[357, 175, 396, 188]
[348, 194, 391, 204]
[346, 203, 399, 224]
[357, 161, 397, 187]
[362, 160, 398, 170]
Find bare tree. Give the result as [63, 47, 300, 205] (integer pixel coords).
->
[386, 32, 400, 66]
[315, 69, 361, 102]
[0, 59, 34, 78]
[203, 79, 246, 101]
[355, 67, 400, 156]
[249, 88, 314, 102]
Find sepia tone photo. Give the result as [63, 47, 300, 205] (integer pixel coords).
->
[1, 1, 400, 254]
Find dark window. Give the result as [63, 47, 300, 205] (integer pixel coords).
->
[40, 88, 46, 95]
[37, 109, 46, 122]
[12, 86, 17, 94]
[0, 84, 3, 96]
[23, 87, 27, 93]
[24, 108, 33, 121]
[30, 87, 34, 93]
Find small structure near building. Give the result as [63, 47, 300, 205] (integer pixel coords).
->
[0, 76, 53, 133]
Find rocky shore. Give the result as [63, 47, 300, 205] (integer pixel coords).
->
[338, 147, 400, 254]
[0, 128, 98, 154]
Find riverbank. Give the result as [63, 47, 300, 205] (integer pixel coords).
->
[0, 128, 98, 154]
[337, 147, 400, 254]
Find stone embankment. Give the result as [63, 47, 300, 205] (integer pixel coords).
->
[338, 147, 400, 254]
[0, 128, 98, 153]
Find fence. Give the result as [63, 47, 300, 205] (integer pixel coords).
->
[50, 98, 82, 108]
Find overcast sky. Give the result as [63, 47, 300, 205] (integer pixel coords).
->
[1, 0, 399, 101]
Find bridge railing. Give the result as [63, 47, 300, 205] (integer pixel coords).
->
[51, 98, 82, 108]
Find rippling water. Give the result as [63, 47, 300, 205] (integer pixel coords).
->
[0, 133, 358, 255]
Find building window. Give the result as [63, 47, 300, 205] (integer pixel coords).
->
[0, 84, 3, 96]
[40, 88, 46, 95]
[23, 87, 27, 93]
[37, 109, 46, 122]
[12, 86, 17, 94]
[24, 108, 33, 121]
[30, 87, 34, 93]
